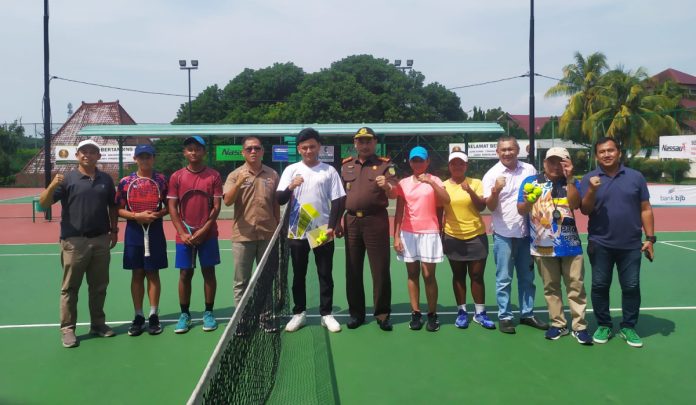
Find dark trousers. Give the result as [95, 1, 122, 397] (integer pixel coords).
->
[344, 210, 391, 319]
[588, 241, 642, 328]
[288, 238, 334, 316]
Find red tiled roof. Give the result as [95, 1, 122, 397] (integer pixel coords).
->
[652, 68, 696, 86]
[508, 115, 551, 137]
[21, 100, 137, 176]
[680, 99, 696, 109]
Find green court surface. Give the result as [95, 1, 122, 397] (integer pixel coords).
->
[1, 233, 695, 404]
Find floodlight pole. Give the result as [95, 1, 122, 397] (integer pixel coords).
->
[43, 0, 52, 220]
[179, 60, 198, 124]
[528, 0, 536, 166]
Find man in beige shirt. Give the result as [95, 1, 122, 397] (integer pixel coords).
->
[223, 136, 280, 307]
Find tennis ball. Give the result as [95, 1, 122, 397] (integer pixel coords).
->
[526, 194, 537, 203]
[533, 187, 542, 196]
[523, 183, 534, 193]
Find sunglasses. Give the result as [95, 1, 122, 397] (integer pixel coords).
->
[244, 146, 262, 152]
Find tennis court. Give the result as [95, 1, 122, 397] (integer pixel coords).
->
[1, 190, 695, 404]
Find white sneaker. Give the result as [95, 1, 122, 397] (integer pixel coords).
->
[321, 315, 342, 333]
[285, 312, 306, 332]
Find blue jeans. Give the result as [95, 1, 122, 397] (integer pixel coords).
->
[587, 241, 642, 328]
[493, 234, 536, 320]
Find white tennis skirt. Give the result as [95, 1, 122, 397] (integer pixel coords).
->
[397, 230, 444, 263]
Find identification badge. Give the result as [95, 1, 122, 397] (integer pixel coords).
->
[552, 209, 561, 220]
[388, 167, 396, 176]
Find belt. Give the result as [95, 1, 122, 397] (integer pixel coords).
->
[79, 231, 105, 238]
[346, 209, 384, 218]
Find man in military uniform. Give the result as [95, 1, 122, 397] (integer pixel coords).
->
[336, 127, 397, 331]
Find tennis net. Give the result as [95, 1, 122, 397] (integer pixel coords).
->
[187, 208, 289, 405]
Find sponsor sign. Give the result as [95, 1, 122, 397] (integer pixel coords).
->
[318, 145, 334, 163]
[54, 145, 136, 164]
[272, 145, 289, 162]
[216, 145, 244, 161]
[659, 135, 696, 159]
[449, 141, 530, 159]
[648, 185, 696, 206]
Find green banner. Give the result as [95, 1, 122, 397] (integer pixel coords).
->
[216, 145, 244, 161]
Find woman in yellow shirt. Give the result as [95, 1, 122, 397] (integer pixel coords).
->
[442, 147, 495, 330]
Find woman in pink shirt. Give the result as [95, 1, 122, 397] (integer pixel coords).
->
[394, 146, 450, 331]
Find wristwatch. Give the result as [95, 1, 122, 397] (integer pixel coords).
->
[645, 235, 657, 243]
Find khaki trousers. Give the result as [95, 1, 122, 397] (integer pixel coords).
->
[534, 255, 587, 331]
[59, 235, 111, 331]
[232, 240, 272, 306]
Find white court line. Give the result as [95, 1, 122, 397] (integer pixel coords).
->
[661, 241, 696, 252]
[2, 306, 696, 330]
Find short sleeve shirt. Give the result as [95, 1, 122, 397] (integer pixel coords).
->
[53, 169, 116, 239]
[168, 167, 223, 243]
[580, 165, 650, 249]
[518, 174, 582, 257]
[443, 178, 486, 240]
[223, 164, 279, 242]
[277, 161, 346, 240]
[397, 175, 444, 234]
[341, 155, 396, 212]
[482, 160, 537, 238]
[115, 171, 168, 246]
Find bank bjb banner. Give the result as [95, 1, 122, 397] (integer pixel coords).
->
[648, 185, 696, 206]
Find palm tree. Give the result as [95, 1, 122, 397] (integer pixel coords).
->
[588, 67, 679, 154]
[545, 52, 609, 144]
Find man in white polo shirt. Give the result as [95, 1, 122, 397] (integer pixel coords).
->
[482, 136, 548, 334]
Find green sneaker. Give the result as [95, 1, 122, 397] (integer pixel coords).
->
[592, 326, 613, 344]
[618, 328, 643, 348]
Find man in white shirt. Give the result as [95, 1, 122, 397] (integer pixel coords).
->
[276, 128, 346, 333]
[482, 137, 548, 334]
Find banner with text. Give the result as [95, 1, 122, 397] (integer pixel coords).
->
[659, 135, 696, 159]
[648, 184, 696, 206]
[449, 141, 530, 159]
[54, 145, 136, 164]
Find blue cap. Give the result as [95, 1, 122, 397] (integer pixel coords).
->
[409, 146, 428, 160]
[184, 135, 206, 147]
[134, 144, 156, 157]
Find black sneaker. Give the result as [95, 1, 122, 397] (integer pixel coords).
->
[376, 316, 393, 332]
[261, 316, 280, 333]
[148, 314, 162, 335]
[128, 315, 146, 336]
[409, 311, 424, 330]
[426, 312, 440, 332]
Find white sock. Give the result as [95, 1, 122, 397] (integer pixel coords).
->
[149, 306, 158, 316]
[475, 304, 486, 314]
[135, 309, 144, 317]
[458, 304, 467, 312]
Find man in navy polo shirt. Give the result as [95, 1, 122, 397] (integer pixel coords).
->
[39, 139, 120, 348]
[580, 136, 656, 348]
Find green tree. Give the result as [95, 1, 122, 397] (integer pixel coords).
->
[588, 67, 678, 153]
[545, 51, 609, 144]
[0, 122, 25, 184]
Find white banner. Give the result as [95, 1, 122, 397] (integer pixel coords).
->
[318, 145, 334, 163]
[659, 135, 696, 159]
[55, 145, 136, 164]
[648, 184, 696, 206]
[449, 141, 530, 159]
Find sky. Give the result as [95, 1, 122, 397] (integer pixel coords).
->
[3, 0, 695, 132]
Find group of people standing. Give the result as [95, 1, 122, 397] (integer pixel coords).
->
[40, 129, 655, 350]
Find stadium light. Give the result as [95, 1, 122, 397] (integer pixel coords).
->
[179, 59, 198, 124]
[394, 59, 413, 74]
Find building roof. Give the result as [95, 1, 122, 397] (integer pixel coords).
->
[21, 100, 137, 176]
[79, 122, 505, 138]
[507, 115, 551, 137]
[652, 68, 696, 86]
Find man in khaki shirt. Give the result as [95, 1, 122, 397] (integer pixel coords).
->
[223, 136, 280, 306]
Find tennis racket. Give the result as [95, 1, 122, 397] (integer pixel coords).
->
[126, 177, 161, 257]
[179, 189, 212, 268]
